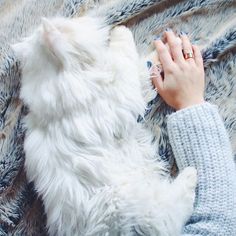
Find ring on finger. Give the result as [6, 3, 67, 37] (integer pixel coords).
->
[150, 64, 162, 74]
[183, 51, 194, 60]
[150, 64, 164, 80]
[149, 65, 162, 78]
[152, 63, 163, 71]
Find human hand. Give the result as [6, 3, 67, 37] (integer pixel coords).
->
[150, 30, 205, 110]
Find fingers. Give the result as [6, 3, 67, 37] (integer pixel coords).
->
[164, 30, 185, 64]
[151, 69, 164, 93]
[180, 32, 193, 54]
[154, 39, 175, 72]
[192, 45, 203, 67]
[153, 29, 203, 75]
[180, 32, 195, 63]
[152, 76, 163, 93]
[180, 33, 203, 67]
[148, 59, 164, 93]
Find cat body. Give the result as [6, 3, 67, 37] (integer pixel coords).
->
[13, 16, 197, 236]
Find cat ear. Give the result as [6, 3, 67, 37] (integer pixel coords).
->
[42, 18, 59, 35]
[41, 18, 61, 49]
[41, 18, 66, 68]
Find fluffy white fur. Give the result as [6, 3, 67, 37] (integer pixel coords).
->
[13, 16, 197, 236]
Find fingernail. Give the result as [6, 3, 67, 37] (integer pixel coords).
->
[154, 35, 161, 41]
[146, 61, 152, 69]
[165, 28, 172, 32]
[180, 31, 187, 35]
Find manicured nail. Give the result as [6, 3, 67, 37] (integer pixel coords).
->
[165, 28, 172, 32]
[154, 35, 161, 41]
[180, 31, 187, 35]
[146, 61, 152, 69]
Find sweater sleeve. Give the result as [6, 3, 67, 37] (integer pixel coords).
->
[167, 102, 236, 236]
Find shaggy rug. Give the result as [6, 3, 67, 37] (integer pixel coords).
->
[0, 0, 236, 235]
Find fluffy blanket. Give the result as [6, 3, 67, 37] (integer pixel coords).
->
[0, 0, 236, 235]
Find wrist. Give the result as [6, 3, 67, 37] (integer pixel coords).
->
[176, 99, 205, 110]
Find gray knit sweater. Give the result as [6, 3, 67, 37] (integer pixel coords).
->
[167, 102, 236, 236]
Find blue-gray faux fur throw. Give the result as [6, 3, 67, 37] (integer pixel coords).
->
[0, 0, 236, 235]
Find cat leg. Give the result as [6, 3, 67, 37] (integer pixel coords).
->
[173, 167, 197, 209]
[174, 167, 198, 193]
[128, 167, 197, 236]
[163, 167, 198, 235]
[109, 25, 138, 62]
[110, 26, 157, 108]
[109, 25, 146, 116]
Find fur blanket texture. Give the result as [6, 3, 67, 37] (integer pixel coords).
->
[0, 0, 236, 235]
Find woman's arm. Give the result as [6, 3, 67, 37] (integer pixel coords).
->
[151, 29, 236, 235]
[167, 102, 236, 235]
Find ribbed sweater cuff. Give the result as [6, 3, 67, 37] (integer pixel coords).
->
[167, 102, 236, 235]
[166, 102, 232, 171]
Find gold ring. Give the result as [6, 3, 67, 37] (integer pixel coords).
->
[184, 52, 194, 60]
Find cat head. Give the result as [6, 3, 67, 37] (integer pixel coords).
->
[12, 16, 112, 120]
[12, 16, 110, 75]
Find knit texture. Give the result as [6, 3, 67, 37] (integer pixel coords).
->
[167, 102, 236, 236]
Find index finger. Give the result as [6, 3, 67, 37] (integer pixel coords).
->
[154, 39, 175, 72]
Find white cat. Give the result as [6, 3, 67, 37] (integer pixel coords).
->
[12, 16, 197, 236]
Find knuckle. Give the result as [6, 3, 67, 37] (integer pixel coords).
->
[187, 64, 196, 73]
[165, 66, 174, 74]
[179, 62, 187, 70]
[183, 47, 193, 53]
[181, 34, 188, 39]
[182, 36, 190, 42]
[158, 46, 167, 54]
[170, 40, 181, 48]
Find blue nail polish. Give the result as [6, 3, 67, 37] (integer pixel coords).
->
[154, 35, 161, 41]
[165, 28, 172, 32]
[180, 31, 188, 35]
[146, 61, 152, 69]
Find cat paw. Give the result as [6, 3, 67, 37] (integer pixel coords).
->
[110, 26, 134, 44]
[170, 167, 197, 229]
[178, 167, 197, 191]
